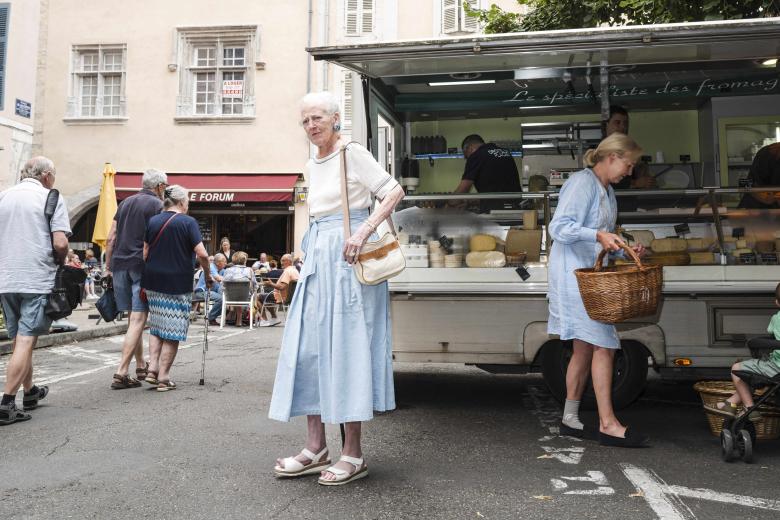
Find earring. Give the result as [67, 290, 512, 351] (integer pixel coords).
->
[333, 123, 341, 131]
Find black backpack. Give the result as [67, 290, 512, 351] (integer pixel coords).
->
[44, 190, 86, 320]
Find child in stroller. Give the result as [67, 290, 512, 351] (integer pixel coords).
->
[706, 282, 780, 462]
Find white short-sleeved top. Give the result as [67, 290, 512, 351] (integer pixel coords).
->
[0, 178, 72, 293]
[306, 143, 400, 218]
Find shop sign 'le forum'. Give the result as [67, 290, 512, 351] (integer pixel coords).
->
[189, 191, 236, 202]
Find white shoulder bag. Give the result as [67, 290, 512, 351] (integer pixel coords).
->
[340, 145, 405, 285]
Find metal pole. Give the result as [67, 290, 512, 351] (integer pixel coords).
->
[199, 291, 210, 385]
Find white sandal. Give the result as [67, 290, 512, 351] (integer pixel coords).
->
[317, 455, 368, 486]
[274, 447, 330, 478]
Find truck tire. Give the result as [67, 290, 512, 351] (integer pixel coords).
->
[541, 339, 649, 411]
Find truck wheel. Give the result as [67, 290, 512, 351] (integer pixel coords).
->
[541, 340, 649, 411]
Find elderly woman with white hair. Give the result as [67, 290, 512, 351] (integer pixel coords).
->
[269, 91, 405, 485]
[141, 185, 211, 391]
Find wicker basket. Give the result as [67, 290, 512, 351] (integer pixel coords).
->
[574, 244, 663, 323]
[693, 380, 780, 440]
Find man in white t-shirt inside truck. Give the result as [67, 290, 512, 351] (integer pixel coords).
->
[257, 254, 299, 327]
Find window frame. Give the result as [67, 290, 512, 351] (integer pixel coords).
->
[65, 44, 127, 123]
[344, 0, 375, 37]
[174, 26, 260, 124]
[441, 0, 480, 35]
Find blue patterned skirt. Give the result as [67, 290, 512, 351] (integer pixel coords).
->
[147, 290, 192, 342]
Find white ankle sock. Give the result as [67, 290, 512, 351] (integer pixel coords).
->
[562, 399, 584, 429]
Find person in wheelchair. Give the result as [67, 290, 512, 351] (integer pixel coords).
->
[708, 282, 780, 420]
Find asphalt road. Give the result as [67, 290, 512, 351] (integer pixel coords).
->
[1, 324, 780, 520]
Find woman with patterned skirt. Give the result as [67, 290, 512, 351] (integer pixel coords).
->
[141, 185, 211, 391]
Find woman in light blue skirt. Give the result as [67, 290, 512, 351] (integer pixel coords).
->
[269, 91, 405, 486]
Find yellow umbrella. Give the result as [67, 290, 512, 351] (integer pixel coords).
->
[91, 162, 118, 249]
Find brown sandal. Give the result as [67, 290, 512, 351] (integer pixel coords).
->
[136, 361, 149, 380]
[111, 374, 142, 389]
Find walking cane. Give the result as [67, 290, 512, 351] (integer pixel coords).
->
[199, 291, 210, 386]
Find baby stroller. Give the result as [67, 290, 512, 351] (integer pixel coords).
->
[721, 337, 780, 463]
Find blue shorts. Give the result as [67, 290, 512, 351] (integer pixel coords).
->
[0, 293, 52, 338]
[113, 269, 148, 313]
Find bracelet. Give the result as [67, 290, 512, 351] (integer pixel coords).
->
[364, 220, 377, 232]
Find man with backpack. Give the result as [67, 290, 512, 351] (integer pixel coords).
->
[0, 157, 71, 425]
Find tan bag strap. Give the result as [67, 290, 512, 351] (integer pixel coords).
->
[339, 143, 398, 239]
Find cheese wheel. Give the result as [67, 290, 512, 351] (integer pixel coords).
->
[689, 252, 715, 264]
[629, 230, 655, 248]
[651, 238, 687, 253]
[465, 251, 506, 268]
[736, 239, 747, 249]
[734, 248, 753, 256]
[686, 238, 706, 252]
[470, 234, 497, 252]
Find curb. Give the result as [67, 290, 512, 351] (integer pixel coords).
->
[0, 323, 128, 355]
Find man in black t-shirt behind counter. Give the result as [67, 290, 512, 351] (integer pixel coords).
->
[452, 135, 521, 211]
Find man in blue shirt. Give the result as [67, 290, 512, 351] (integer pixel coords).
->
[104, 168, 166, 389]
[194, 253, 227, 325]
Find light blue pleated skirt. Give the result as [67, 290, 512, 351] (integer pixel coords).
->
[268, 210, 396, 424]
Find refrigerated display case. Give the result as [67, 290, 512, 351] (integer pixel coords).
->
[387, 188, 780, 408]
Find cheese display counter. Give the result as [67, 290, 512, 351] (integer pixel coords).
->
[387, 188, 780, 408]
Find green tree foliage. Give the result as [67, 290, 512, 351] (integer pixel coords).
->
[465, 1, 780, 33]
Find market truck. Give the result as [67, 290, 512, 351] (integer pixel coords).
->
[308, 19, 780, 408]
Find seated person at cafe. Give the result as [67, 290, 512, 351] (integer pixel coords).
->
[194, 253, 227, 325]
[738, 142, 780, 209]
[257, 254, 298, 327]
[222, 251, 257, 327]
[252, 252, 271, 271]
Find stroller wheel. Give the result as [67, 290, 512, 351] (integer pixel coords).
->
[743, 420, 757, 445]
[738, 429, 753, 463]
[720, 429, 736, 462]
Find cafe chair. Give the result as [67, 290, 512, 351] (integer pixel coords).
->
[220, 280, 256, 330]
[279, 280, 298, 322]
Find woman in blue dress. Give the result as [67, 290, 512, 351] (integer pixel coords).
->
[547, 133, 649, 447]
[269, 91, 405, 485]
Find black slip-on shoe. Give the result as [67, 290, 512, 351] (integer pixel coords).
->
[23, 385, 49, 411]
[598, 427, 650, 448]
[560, 422, 599, 440]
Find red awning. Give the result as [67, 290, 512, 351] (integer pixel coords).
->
[115, 172, 300, 203]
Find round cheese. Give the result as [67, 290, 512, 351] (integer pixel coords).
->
[465, 251, 506, 268]
[469, 234, 497, 252]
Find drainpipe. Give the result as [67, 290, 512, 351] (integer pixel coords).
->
[318, 0, 330, 90]
[306, 0, 313, 92]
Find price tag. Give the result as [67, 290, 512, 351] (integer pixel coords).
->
[674, 223, 690, 237]
[515, 266, 531, 281]
[731, 227, 745, 239]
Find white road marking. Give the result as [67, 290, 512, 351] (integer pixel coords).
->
[2, 328, 253, 387]
[621, 463, 780, 519]
[540, 446, 585, 465]
[551, 471, 614, 495]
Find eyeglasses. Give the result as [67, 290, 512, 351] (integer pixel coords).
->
[300, 115, 325, 127]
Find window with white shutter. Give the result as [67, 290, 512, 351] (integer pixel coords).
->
[442, 0, 479, 35]
[344, 0, 374, 37]
[341, 70, 353, 130]
[66, 44, 127, 120]
[0, 4, 9, 111]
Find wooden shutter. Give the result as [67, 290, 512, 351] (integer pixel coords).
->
[442, 0, 459, 34]
[462, 0, 479, 33]
[0, 4, 8, 111]
[361, 0, 374, 35]
[341, 71, 353, 129]
[345, 0, 359, 36]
